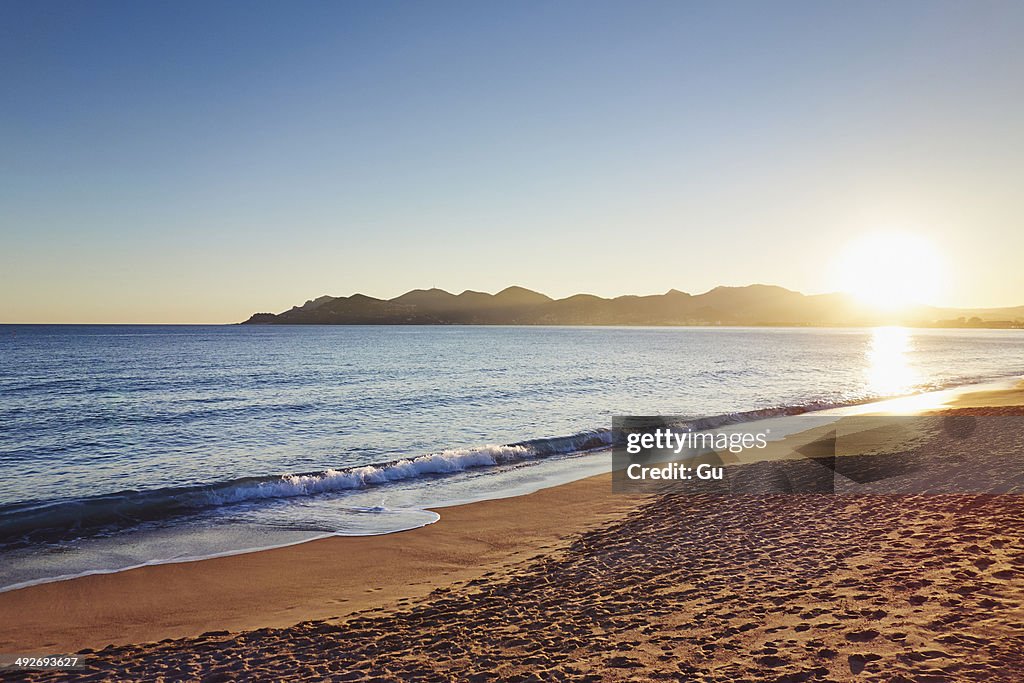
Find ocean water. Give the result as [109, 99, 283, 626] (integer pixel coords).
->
[0, 324, 1022, 590]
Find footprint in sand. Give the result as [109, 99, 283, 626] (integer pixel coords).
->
[848, 652, 882, 674]
[845, 629, 880, 643]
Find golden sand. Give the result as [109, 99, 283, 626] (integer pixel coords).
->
[3, 383, 1024, 681]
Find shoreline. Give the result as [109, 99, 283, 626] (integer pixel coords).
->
[0, 474, 646, 653]
[1, 379, 1023, 665]
[3, 375, 1019, 598]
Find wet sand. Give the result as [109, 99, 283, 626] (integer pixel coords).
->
[0, 475, 643, 654]
[3, 383, 1024, 681]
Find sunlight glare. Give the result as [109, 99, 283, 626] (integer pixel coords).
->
[866, 326, 919, 397]
[836, 233, 945, 310]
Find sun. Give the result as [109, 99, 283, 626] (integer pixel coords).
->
[835, 233, 946, 310]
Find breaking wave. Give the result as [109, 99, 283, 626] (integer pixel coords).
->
[1, 382, 1012, 549]
[0, 429, 614, 548]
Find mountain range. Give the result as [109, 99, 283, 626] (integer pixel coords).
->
[242, 285, 1024, 327]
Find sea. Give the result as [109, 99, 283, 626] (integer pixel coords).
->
[1, 324, 1022, 591]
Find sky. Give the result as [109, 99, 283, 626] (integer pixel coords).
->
[2, 0, 1023, 323]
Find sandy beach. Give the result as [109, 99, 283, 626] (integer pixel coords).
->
[3, 384, 1024, 681]
[6, 0, 1024, 678]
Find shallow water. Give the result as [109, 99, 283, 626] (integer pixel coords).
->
[1, 324, 1022, 589]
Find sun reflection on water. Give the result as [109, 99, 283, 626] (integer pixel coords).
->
[866, 326, 920, 397]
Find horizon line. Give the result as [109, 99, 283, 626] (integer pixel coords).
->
[5, 281, 1023, 326]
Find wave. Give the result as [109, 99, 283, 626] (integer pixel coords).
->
[0, 430, 614, 548]
[3, 376, 1018, 549]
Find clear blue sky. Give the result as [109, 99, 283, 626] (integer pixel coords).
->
[2, 1, 1022, 322]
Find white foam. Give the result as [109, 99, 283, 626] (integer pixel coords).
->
[201, 445, 532, 506]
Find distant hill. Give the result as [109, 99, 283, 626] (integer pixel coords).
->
[242, 285, 1024, 327]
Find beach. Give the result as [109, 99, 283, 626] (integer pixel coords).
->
[3, 384, 1024, 681]
[6, 0, 1024, 678]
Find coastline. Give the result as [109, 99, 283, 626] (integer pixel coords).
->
[3, 374, 1019, 599]
[2, 380, 1023, 679]
[0, 473, 646, 653]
